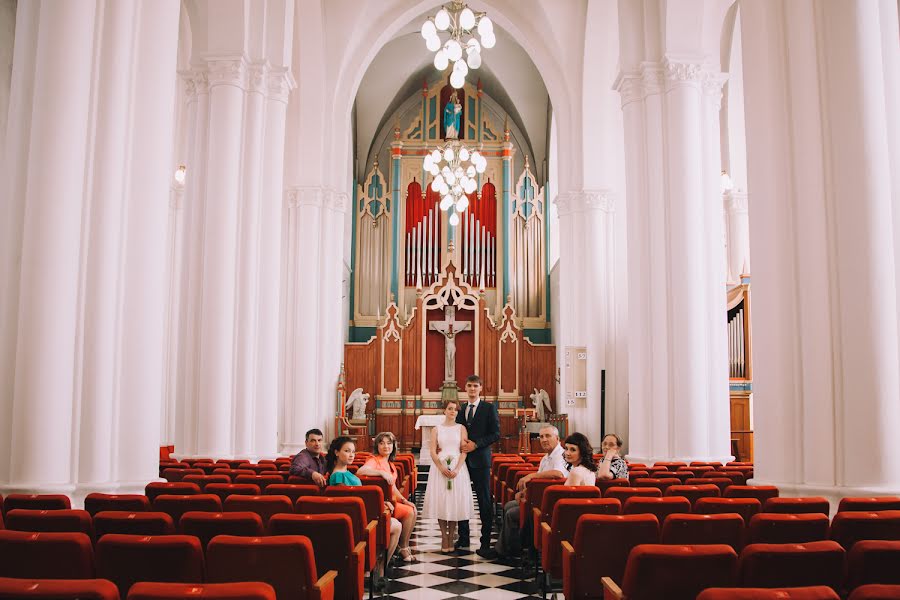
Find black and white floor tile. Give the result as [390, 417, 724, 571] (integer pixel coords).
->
[379, 477, 544, 600]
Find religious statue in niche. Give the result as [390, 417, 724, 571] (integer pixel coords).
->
[429, 305, 471, 384]
[344, 387, 370, 420]
[443, 90, 462, 140]
[530, 388, 552, 423]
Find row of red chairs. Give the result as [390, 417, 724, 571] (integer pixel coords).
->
[0, 578, 280, 600]
[697, 585, 900, 600]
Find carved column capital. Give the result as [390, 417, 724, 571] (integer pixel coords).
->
[247, 61, 269, 95]
[556, 190, 615, 216]
[206, 57, 248, 90]
[724, 190, 749, 213]
[267, 67, 295, 104]
[286, 186, 328, 209]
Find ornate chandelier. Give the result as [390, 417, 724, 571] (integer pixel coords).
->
[421, 1, 495, 89]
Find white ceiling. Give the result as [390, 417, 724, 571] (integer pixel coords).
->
[353, 12, 550, 182]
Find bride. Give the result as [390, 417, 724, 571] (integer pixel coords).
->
[421, 398, 475, 553]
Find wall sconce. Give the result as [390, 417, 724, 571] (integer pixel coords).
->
[174, 164, 187, 185]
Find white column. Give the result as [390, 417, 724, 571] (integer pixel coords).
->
[4, 0, 97, 492]
[319, 190, 348, 440]
[742, 0, 900, 501]
[615, 59, 731, 464]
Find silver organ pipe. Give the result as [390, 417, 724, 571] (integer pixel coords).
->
[727, 305, 746, 378]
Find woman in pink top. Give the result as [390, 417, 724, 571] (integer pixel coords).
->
[357, 431, 419, 562]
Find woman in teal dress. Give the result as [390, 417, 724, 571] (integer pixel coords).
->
[325, 436, 400, 587]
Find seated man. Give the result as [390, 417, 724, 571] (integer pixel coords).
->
[495, 425, 567, 558]
[289, 428, 327, 487]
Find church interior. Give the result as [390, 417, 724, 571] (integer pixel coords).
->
[1, 0, 900, 598]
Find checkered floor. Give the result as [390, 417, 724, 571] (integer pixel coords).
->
[380, 480, 543, 600]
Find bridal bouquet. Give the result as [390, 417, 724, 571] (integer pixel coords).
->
[445, 456, 454, 489]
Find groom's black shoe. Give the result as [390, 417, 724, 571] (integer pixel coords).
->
[476, 547, 499, 559]
[454, 539, 470, 551]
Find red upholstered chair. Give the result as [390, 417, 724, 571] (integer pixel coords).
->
[96, 534, 203, 598]
[287, 475, 317, 485]
[695, 497, 762, 524]
[653, 461, 687, 472]
[667, 472, 695, 484]
[839, 498, 900, 513]
[603, 486, 663, 508]
[0, 577, 119, 599]
[532, 485, 601, 552]
[325, 485, 390, 570]
[0, 530, 95, 579]
[539, 498, 622, 592]
[5, 509, 94, 540]
[748, 513, 830, 544]
[205, 483, 261, 504]
[494, 462, 523, 503]
[84, 494, 151, 517]
[738, 541, 846, 590]
[127, 582, 276, 600]
[848, 584, 900, 599]
[627, 470, 650, 483]
[686, 477, 734, 495]
[519, 477, 565, 529]
[296, 496, 377, 574]
[160, 468, 204, 482]
[679, 466, 717, 478]
[697, 587, 840, 600]
[354, 477, 393, 508]
[238, 464, 279, 475]
[93, 512, 175, 539]
[152, 494, 222, 528]
[144, 482, 200, 503]
[561, 514, 660, 599]
[596, 478, 630, 495]
[665, 484, 721, 507]
[831, 511, 900, 550]
[632, 478, 680, 494]
[764, 497, 831, 515]
[716, 471, 748, 486]
[502, 465, 538, 505]
[234, 474, 285, 491]
[179, 511, 264, 549]
[692, 462, 724, 469]
[661, 513, 745, 551]
[216, 459, 252, 469]
[2, 494, 70, 515]
[848, 540, 900, 590]
[623, 496, 692, 524]
[602, 544, 738, 600]
[207, 535, 336, 600]
[269, 514, 364, 600]
[182, 474, 231, 491]
[266, 484, 321, 504]
[212, 468, 256, 480]
[724, 485, 780, 504]
[181, 458, 214, 466]
[223, 495, 293, 527]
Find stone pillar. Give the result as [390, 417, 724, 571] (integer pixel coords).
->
[741, 0, 900, 501]
[615, 58, 731, 464]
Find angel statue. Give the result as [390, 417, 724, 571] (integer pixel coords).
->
[345, 387, 370, 420]
[529, 388, 552, 423]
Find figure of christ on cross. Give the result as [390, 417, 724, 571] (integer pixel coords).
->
[429, 305, 472, 383]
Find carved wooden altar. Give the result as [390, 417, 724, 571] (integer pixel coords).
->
[343, 256, 561, 452]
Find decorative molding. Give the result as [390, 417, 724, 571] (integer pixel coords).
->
[615, 59, 725, 105]
[247, 61, 268, 95]
[267, 67, 295, 104]
[724, 191, 749, 212]
[327, 191, 349, 213]
[206, 57, 248, 89]
[285, 186, 326, 209]
[180, 69, 209, 99]
[555, 190, 615, 216]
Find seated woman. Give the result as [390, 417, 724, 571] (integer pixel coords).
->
[563, 432, 599, 486]
[326, 436, 400, 588]
[596, 433, 629, 480]
[356, 431, 419, 562]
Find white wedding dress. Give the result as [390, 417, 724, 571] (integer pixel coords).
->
[421, 423, 475, 521]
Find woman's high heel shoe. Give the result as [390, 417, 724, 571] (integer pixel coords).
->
[400, 546, 418, 562]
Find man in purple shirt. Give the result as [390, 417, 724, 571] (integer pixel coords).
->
[289, 428, 327, 487]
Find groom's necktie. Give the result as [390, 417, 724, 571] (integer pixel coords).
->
[466, 403, 474, 425]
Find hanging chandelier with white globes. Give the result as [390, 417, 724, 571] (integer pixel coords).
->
[421, 1, 495, 89]
[423, 141, 488, 226]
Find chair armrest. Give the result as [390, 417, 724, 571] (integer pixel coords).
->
[351, 541, 366, 599]
[313, 569, 338, 600]
[533, 507, 543, 550]
[602, 576, 623, 600]
[539, 521, 552, 557]
[562, 541, 576, 600]
[518, 497, 528, 529]
[365, 519, 378, 568]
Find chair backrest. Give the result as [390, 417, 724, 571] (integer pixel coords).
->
[596, 478, 630, 495]
[2, 494, 71, 515]
[831, 510, 900, 550]
[182, 474, 231, 490]
[679, 466, 717, 477]
[223, 495, 293, 527]
[206, 535, 318, 600]
[4, 509, 93, 540]
[0, 530, 94, 579]
[724, 485, 780, 503]
[572, 513, 660, 585]
[93, 511, 175, 539]
[763, 497, 831, 515]
[838, 497, 900, 513]
[620, 544, 739, 600]
[84, 494, 150, 517]
[538, 485, 602, 526]
[633, 478, 681, 494]
[0, 576, 120, 599]
[847, 540, 900, 590]
[697, 587, 840, 600]
[691, 462, 724, 469]
[324, 485, 386, 546]
[848, 584, 900, 600]
[687, 478, 734, 494]
[357, 475, 392, 502]
[748, 513, 831, 544]
[666, 484, 721, 507]
[295, 496, 367, 545]
[623, 496, 692, 524]
[205, 483, 261, 505]
[96, 534, 203, 598]
[151, 494, 222, 528]
[233, 475, 285, 491]
[144, 482, 200, 503]
[212, 468, 256, 480]
[160, 468, 204, 482]
[628, 470, 650, 482]
[604, 486, 663, 505]
[216, 459, 252, 469]
[127, 581, 276, 600]
[521, 477, 565, 528]
[542, 498, 622, 577]
[179, 511, 265, 549]
[661, 513, 745, 551]
[717, 471, 748, 486]
[265, 484, 321, 505]
[181, 458, 214, 466]
[738, 540, 846, 590]
[653, 462, 687, 472]
[695, 497, 762, 523]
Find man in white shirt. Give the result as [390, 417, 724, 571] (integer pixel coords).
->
[495, 425, 567, 558]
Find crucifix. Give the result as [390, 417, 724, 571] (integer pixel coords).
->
[429, 305, 472, 383]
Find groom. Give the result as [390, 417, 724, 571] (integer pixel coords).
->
[456, 374, 501, 558]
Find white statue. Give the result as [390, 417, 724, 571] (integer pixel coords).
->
[345, 387, 370, 420]
[530, 388, 552, 423]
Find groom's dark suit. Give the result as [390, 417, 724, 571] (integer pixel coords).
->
[457, 397, 500, 549]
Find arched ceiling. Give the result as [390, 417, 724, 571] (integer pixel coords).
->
[353, 12, 550, 182]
